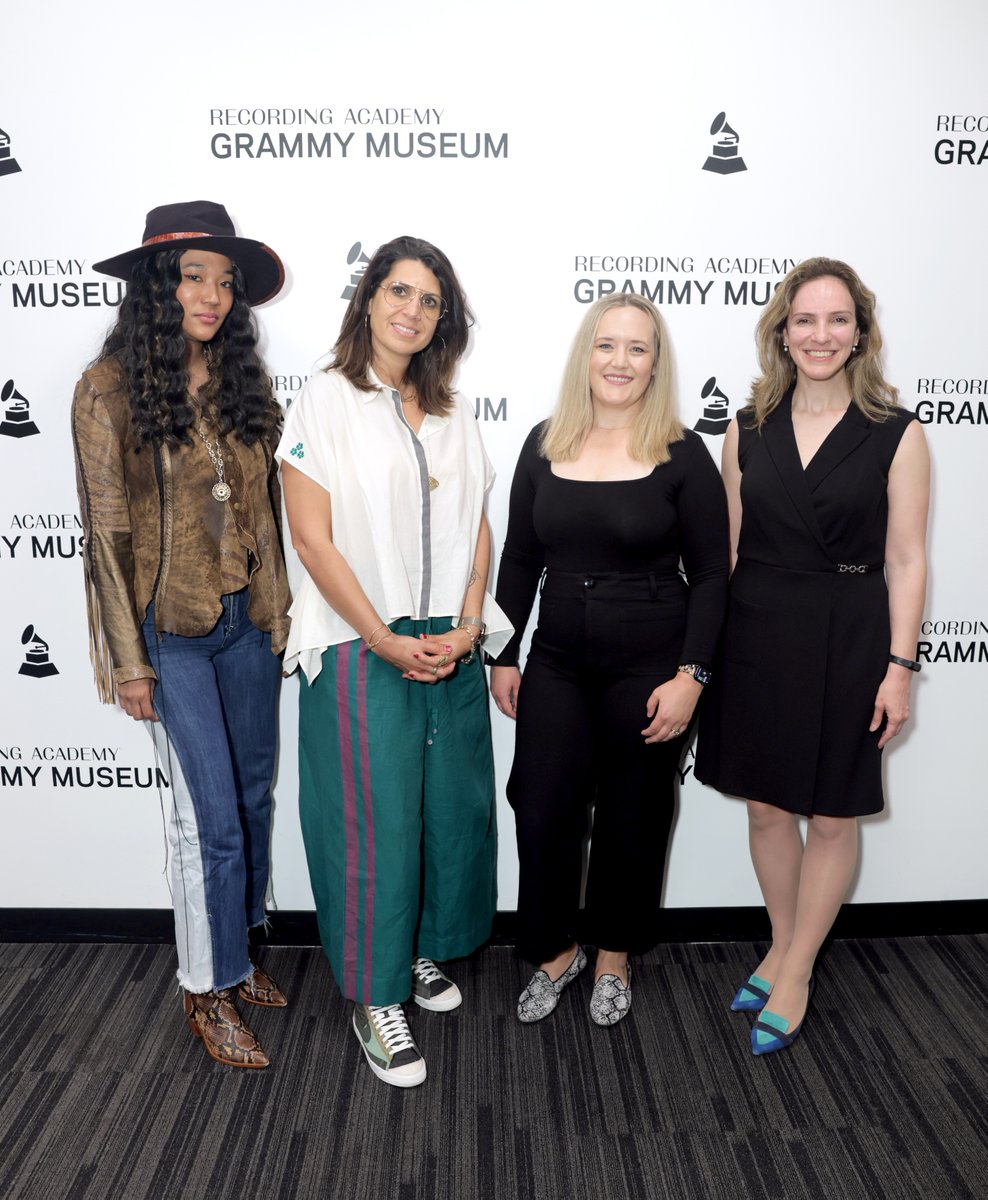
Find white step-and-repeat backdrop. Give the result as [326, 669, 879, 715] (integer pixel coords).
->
[1, 1, 985, 915]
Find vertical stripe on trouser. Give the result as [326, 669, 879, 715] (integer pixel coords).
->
[148, 721, 214, 991]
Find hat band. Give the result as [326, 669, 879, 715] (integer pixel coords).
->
[142, 230, 225, 247]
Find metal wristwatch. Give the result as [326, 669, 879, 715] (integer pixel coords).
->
[678, 663, 712, 686]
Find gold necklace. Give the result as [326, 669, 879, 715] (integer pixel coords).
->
[187, 362, 230, 502]
[424, 432, 439, 492]
[387, 378, 438, 489]
[196, 417, 231, 502]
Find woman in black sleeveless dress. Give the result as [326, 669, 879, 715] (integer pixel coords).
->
[696, 258, 930, 1054]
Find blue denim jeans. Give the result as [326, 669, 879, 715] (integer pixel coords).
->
[142, 588, 280, 992]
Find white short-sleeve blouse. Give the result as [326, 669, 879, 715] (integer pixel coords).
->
[276, 366, 512, 682]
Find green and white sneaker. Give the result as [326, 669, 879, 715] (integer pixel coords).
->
[352, 1003, 427, 1088]
[411, 957, 463, 1012]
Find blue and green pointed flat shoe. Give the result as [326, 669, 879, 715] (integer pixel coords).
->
[730, 973, 772, 1013]
[752, 1009, 804, 1054]
[751, 977, 815, 1055]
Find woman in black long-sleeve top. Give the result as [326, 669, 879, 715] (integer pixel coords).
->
[490, 294, 729, 1026]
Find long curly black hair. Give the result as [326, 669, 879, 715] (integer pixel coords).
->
[93, 248, 281, 448]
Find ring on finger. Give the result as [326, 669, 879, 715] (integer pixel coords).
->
[436, 654, 449, 667]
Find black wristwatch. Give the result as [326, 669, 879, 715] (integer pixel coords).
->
[678, 663, 712, 686]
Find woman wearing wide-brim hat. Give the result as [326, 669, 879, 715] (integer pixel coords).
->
[72, 200, 292, 1068]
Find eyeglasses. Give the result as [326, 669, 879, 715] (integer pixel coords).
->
[378, 280, 447, 321]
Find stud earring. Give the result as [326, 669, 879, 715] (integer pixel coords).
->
[783, 342, 789, 354]
[853, 342, 859, 352]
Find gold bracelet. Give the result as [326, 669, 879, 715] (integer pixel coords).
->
[365, 622, 388, 645]
[367, 628, 393, 651]
[459, 634, 477, 665]
[455, 617, 485, 664]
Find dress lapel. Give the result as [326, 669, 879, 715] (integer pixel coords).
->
[761, 389, 831, 559]
[803, 400, 870, 492]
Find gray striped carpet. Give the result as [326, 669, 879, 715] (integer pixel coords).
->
[1, 936, 986, 1199]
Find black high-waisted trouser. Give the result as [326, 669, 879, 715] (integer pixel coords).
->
[507, 567, 688, 964]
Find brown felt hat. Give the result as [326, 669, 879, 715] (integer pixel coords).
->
[93, 199, 285, 305]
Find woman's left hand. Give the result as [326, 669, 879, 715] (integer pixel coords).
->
[641, 674, 703, 744]
[401, 627, 476, 685]
[871, 665, 912, 748]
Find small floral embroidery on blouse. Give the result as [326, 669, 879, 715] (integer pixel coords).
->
[290, 442, 304, 459]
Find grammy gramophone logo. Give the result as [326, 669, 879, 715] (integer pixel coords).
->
[694, 377, 733, 435]
[0, 379, 40, 438]
[0, 127, 23, 177]
[702, 112, 747, 175]
[341, 242, 370, 300]
[18, 625, 59, 678]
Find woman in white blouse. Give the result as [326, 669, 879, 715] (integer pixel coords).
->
[277, 236, 510, 1089]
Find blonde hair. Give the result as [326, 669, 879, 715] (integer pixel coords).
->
[750, 256, 899, 428]
[540, 294, 683, 464]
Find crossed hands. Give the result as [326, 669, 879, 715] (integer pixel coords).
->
[373, 629, 475, 684]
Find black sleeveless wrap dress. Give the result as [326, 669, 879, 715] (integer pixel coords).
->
[696, 391, 917, 817]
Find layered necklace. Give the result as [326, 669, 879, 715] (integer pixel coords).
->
[190, 348, 231, 502]
[196, 420, 231, 502]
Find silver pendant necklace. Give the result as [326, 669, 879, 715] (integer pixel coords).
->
[196, 422, 231, 502]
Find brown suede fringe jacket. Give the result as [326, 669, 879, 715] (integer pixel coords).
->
[72, 356, 291, 702]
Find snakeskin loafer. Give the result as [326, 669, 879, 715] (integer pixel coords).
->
[589, 963, 633, 1027]
[517, 946, 588, 1023]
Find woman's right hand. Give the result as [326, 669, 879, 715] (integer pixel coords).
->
[117, 678, 159, 722]
[490, 665, 522, 719]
